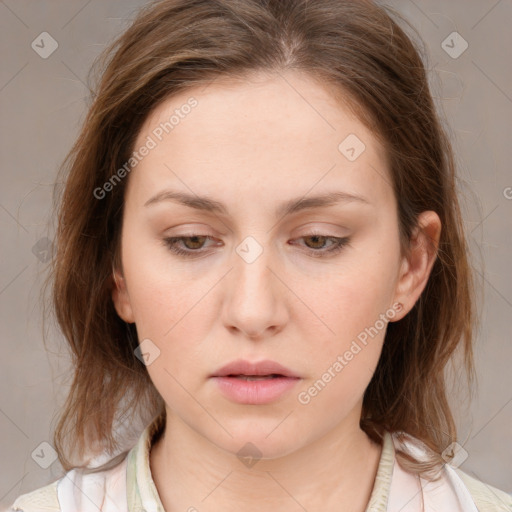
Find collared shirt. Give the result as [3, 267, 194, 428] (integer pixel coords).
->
[9, 412, 512, 511]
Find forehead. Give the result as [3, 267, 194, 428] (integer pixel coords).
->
[128, 70, 393, 210]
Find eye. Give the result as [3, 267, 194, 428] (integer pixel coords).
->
[293, 233, 350, 257]
[162, 233, 350, 258]
[163, 235, 216, 257]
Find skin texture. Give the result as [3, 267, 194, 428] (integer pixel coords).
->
[112, 69, 441, 512]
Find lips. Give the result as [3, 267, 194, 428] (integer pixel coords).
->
[210, 359, 301, 404]
[210, 359, 299, 379]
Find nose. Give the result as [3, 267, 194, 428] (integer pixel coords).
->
[220, 242, 289, 340]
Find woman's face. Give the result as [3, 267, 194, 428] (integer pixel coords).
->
[113, 70, 414, 458]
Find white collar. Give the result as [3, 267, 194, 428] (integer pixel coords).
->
[56, 416, 478, 512]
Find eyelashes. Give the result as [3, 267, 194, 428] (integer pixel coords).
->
[163, 235, 215, 257]
[162, 233, 351, 259]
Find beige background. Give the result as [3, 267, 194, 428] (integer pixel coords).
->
[1, 0, 511, 507]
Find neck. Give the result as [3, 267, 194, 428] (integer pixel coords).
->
[150, 407, 382, 512]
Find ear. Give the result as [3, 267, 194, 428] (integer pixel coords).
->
[391, 210, 441, 321]
[111, 267, 135, 323]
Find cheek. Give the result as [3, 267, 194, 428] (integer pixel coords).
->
[119, 228, 213, 350]
[125, 269, 215, 345]
[298, 280, 389, 387]
[295, 235, 400, 396]
[303, 249, 399, 343]
[295, 338, 382, 432]
[123, 262, 216, 402]
[294, 267, 393, 416]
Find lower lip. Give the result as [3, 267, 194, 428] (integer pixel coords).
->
[212, 376, 301, 404]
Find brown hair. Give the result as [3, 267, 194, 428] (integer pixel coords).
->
[48, 0, 475, 475]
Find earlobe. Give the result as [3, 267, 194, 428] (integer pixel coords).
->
[111, 268, 136, 323]
[391, 211, 441, 321]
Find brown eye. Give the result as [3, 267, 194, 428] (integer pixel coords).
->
[303, 234, 330, 250]
[294, 234, 351, 258]
[163, 233, 350, 259]
[180, 235, 208, 249]
[163, 235, 216, 257]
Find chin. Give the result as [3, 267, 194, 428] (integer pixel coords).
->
[205, 420, 309, 461]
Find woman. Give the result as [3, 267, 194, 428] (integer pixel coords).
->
[9, 0, 512, 510]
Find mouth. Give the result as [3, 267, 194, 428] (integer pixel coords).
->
[212, 375, 300, 404]
[225, 373, 287, 381]
[210, 359, 301, 404]
[210, 359, 300, 379]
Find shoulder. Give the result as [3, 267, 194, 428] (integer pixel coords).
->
[8, 480, 60, 512]
[389, 432, 512, 511]
[455, 467, 512, 512]
[7, 453, 129, 512]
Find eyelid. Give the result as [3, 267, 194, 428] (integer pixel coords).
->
[162, 231, 351, 259]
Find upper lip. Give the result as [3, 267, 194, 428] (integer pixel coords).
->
[210, 359, 300, 378]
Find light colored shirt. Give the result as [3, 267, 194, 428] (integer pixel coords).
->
[9, 412, 512, 511]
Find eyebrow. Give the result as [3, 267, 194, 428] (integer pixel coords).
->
[144, 189, 370, 217]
